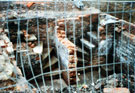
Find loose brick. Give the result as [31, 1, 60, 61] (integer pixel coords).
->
[103, 88, 130, 93]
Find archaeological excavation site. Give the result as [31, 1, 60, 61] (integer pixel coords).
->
[0, 1, 135, 93]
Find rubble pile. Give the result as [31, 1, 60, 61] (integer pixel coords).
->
[92, 74, 134, 93]
[7, 18, 55, 46]
[58, 74, 134, 93]
[12, 25, 58, 79]
[4, 17, 60, 79]
[0, 28, 32, 92]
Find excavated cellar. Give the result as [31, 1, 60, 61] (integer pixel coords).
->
[0, 1, 135, 93]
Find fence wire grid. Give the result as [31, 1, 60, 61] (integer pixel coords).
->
[0, 0, 135, 93]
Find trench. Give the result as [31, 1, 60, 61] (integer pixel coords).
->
[0, 1, 135, 93]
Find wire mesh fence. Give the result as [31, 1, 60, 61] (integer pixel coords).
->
[0, 0, 135, 92]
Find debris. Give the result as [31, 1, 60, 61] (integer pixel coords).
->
[25, 34, 37, 42]
[33, 42, 43, 54]
[103, 88, 130, 93]
[32, 88, 37, 93]
[27, 2, 35, 8]
[15, 42, 44, 69]
[80, 38, 95, 49]
[0, 29, 31, 92]
[30, 43, 35, 48]
[100, 14, 119, 26]
[73, 0, 84, 9]
[0, 55, 14, 80]
[99, 39, 112, 55]
[82, 84, 88, 89]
